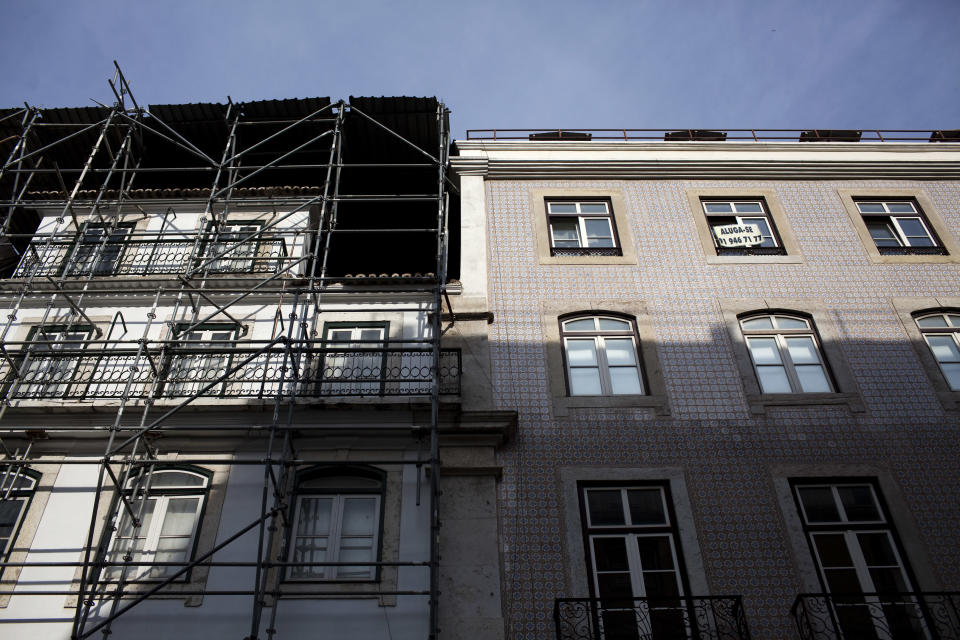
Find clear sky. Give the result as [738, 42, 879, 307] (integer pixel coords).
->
[1, 0, 957, 139]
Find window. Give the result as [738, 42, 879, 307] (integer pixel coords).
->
[792, 479, 925, 639]
[855, 200, 945, 255]
[915, 311, 960, 391]
[701, 199, 785, 256]
[740, 314, 833, 394]
[165, 324, 240, 397]
[580, 482, 690, 639]
[547, 200, 620, 256]
[0, 466, 40, 561]
[561, 315, 645, 396]
[15, 325, 93, 399]
[288, 466, 384, 581]
[206, 222, 262, 273]
[320, 323, 388, 396]
[69, 223, 134, 276]
[107, 467, 210, 582]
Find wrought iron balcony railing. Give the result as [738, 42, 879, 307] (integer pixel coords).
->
[11, 233, 293, 278]
[793, 592, 960, 640]
[0, 344, 460, 400]
[554, 596, 751, 640]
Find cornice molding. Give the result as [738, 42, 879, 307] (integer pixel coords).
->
[452, 159, 960, 180]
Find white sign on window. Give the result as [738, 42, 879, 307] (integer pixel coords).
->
[713, 223, 762, 247]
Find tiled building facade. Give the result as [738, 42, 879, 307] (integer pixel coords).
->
[453, 136, 960, 639]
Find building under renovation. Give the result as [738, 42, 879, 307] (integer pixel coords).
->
[0, 67, 513, 640]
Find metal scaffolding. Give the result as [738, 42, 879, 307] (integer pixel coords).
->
[0, 64, 453, 639]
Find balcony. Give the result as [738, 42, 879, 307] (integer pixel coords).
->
[11, 231, 294, 278]
[0, 343, 461, 401]
[554, 596, 751, 640]
[793, 593, 960, 640]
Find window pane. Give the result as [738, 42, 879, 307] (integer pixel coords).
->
[609, 367, 643, 395]
[297, 498, 332, 536]
[550, 220, 580, 247]
[597, 318, 630, 331]
[785, 336, 821, 364]
[857, 202, 885, 213]
[941, 363, 960, 390]
[597, 573, 633, 599]
[886, 202, 916, 213]
[566, 339, 598, 366]
[569, 368, 602, 395]
[795, 365, 831, 392]
[593, 537, 629, 571]
[0, 471, 35, 491]
[741, 217, 776, 247]
[916, 315, 949, 328]
[583, 219, 614, 247]
[563, 318, 596, 332]
[813, 534, 854, 568]
[579, 203, 608, 214]
[641, 571, 680, 598]
[548, 202, 577, 214]
[867, 222, 902, 246]
[733, 202, 763, 213]
[775, 316, 809, 330]
[926, 335, 960, 362]
[341, 498, 376, 536]
[798, 487, 841, 522]
[869, 567, 909, 593]
[823, 568, 862, 593]
[757, 366, 792, 393]
[747, 337, 782, 364]
[857, 533, 898, 566]
[838, 486, 881, 522]
[154, 537, 190, 576]
[159, 497, 200, 536]
[147, 470, 206, 489]
[947, 315, 960, 327]
[704, 202, 733, 213]
[627, 489, 666, 525]
[0, 499, 26, 540]
[604, 339, 637, 366]
[587, 490, 625, 526]
[741, 317, 774, 331]
[635, 536, 675, 571]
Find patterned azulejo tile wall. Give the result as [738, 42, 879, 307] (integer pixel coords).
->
[486, 179, 960, 639]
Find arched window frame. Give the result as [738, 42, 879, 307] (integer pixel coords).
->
[739, 312, 836, 394]
[107, 465, 212, 583]
[559, 313, 647, 397]
[0, 466, 42, 562]
[913, 310, 960, 392]
[286, 465, 386, 582]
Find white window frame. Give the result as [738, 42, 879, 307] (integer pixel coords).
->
[561, 316, 645, 397]
[288, 493, 382, 582]
[856, 201, 940, 250]
[108, 468, 209, 583]
[165, 324, 240, 397]
[320, 323, 388, 396]
[701, 199, 782, 253]
[207, 222, 262, 272]
[546, 201, 619, 255]
[915, 312, 960, 392]
[740, 314, 834, 394]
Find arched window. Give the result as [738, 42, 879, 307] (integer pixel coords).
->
[560, 315, 645, 396]
[915, 311, 960, 391]
[740, 313, 833, 393]
[108, 466, 210, 581]
[0, 466, 41, 560]
[288, 466, 384, 581]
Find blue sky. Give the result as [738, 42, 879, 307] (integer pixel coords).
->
[1, 0, 957, 138]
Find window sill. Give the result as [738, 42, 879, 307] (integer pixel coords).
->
[275, 580, 395, 606]
[538, 254, 637, 266]
[704, 254, 803, 265]
[554, 393, 670, 417]
[746, 391, 864, 415]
